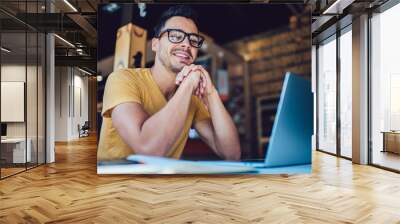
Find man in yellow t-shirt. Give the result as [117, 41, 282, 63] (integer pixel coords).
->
[98, 5, 241, 161]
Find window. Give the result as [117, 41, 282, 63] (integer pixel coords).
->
[371, 2, 400, 171]
[317, 36, 337, 154]
[339, 27, 352, 158]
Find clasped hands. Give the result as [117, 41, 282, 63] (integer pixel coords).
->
[175, 64, 214, 99]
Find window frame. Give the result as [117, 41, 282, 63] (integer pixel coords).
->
[315, 19, 353, 161]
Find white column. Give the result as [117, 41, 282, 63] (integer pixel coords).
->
[46, 33, 55, 163]
[352, 14, 369, 164]
[46, 1, 55, 163]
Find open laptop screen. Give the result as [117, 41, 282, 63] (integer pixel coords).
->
[264, 73, 313, 167]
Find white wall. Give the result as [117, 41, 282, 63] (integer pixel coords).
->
[74, 72, 89, 119]
[1, 63, 46, 163]
[55, 66, 69, 141]
[1, 64, 26, 141]
[54, 67, 89, 141]
[1, 65, 26, 138]
[1, 65, 37, 137]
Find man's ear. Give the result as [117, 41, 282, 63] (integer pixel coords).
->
[151, 38, 158, 52]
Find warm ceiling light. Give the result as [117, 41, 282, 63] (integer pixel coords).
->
[54, 34, 75, 48]
[63, 0, 78, 12]
[1, 47, 11, 53]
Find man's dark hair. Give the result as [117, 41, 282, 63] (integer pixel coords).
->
[153, 5, 199, 38]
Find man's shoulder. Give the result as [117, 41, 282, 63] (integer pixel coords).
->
[109, 68, 149, 78]
[107, 68, 149, 86]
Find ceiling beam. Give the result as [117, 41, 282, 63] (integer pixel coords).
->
[55, 55, 96, 71]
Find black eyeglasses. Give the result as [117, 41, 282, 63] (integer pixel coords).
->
[157, 28, 205, 48]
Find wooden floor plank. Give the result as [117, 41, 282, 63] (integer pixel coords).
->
[0, 135, 400, 223]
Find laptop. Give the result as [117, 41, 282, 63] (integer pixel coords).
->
[125, 72, 313, 172]
[201, 72, 313, 168]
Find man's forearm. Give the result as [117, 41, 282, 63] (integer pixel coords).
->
[138, 81, 194, 156]
[206, 88, 241, 160]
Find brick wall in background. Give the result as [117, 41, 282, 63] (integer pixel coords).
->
[226, 13, 311, 98]
[225, 12, 311, 156]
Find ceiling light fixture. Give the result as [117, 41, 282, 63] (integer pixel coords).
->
[1, 47, 11, 53]
[103, 3, 120, 13]
[323, 0, 354, 15]
[78, 67, 92, 76]
[54, 34, 75, 48]
[63, 0, 78, 12]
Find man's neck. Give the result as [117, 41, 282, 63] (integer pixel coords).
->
[150, 63, 177, 99]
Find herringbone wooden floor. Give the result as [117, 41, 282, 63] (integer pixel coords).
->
[1, 135, 400, 224]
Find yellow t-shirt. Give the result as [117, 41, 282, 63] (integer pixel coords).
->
[97, 68, 211, 161]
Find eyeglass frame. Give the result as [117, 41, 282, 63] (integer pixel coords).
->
[156, 28, 205, 48]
